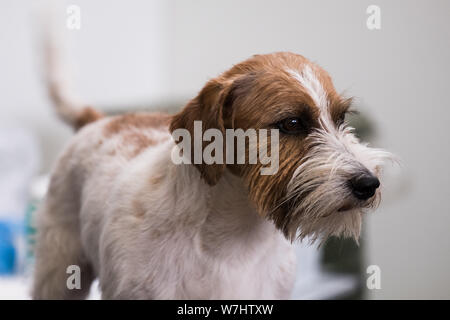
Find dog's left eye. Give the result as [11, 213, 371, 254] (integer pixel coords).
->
[277, 117, 308, 135]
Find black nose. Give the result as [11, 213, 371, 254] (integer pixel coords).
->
[349, 173, 380, 200]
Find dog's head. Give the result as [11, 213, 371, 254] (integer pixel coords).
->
[170, 52, 392, 243]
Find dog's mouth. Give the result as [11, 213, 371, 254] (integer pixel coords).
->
[337, 193, 379, 213]
[337, 203, 355, 212]
[337, 196, 375, 212]
[317, 201, 357, 218]
[283, 193, 361, 217]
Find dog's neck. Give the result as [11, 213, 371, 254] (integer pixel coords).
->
[167, 151, 283, 257]
[202, 171, 274, 254]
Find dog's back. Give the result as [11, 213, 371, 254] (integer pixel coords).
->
[32, 105, 173, 299]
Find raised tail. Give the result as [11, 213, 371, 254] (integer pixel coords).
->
[42, 16, 103, 130]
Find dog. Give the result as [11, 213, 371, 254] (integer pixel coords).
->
[32, 52, 391, 299]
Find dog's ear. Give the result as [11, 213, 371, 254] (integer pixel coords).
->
[170, 78, 234, 186]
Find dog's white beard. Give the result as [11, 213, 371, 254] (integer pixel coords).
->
[282, 126, 391, 244]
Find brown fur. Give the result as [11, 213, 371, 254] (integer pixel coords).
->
[75, 107, 104, 130]
[170, 80, 232, 185]
[104, 112, 170, 136]
[103, 112, 171, 158]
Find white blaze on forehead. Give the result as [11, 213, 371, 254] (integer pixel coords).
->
[287, 65, 328, 112]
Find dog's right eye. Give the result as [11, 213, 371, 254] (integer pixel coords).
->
[276, 117, 309, 135]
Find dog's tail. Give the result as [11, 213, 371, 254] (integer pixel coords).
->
[42, 15, 103, 130]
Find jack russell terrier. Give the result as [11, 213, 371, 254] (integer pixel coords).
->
[32, 51, 391, 299]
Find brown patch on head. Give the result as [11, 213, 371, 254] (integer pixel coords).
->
[169, 52, 345, 224]
[75, 107, 104, 130]
[169, 53, 319, 186]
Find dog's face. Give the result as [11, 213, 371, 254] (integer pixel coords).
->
[170, 52, 391, 243]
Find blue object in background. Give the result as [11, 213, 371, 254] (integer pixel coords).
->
[0, 221, 16, 274]
[0, 128, 40, 276]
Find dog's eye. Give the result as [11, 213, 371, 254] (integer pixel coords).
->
[277, 117, 308, 135]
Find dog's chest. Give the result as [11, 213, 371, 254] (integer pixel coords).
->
[180, 237, 296, 299]
[149, 216, 296, 300]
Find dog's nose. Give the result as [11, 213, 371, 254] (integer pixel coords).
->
[349, 173, 380, 200]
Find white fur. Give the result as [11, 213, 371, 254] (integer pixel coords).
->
[287, 66, 328, 112]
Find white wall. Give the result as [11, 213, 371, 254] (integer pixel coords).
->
[1, 0, 449, 298]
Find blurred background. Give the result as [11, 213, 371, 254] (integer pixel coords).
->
[0, 0, 449, 299]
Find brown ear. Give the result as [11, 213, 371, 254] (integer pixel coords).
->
[170, 79, 233, 185]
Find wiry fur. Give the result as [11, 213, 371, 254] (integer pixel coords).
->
[282, 125, 391, 243]
[274, 64, 393, 243]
